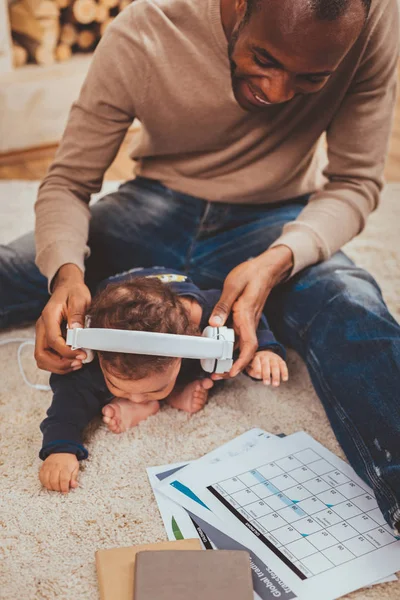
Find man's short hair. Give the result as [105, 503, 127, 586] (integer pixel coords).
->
[308, 0, 371, 21]
[247, 0, 371, 22]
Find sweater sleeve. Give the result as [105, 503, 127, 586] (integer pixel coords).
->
[270, 0, 399, 276]
[39, 362, 111, 461]
[254, 314, 286, 359]
[35, 8, 149, 287]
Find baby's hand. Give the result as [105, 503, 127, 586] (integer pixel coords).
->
[39, 453, 79, 493]
[245, 350, 288, 387]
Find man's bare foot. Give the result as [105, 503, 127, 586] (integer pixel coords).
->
[167, 378, 214, 415]
[102, 398, 159, 433]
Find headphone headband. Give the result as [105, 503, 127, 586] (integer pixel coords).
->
[66, 326, 234, 373]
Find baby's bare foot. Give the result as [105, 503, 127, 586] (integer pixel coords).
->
[167, 378, 214, 414]
[102, 398, 159, 433]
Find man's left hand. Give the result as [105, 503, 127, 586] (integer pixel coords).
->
[208, 245, 293, 379]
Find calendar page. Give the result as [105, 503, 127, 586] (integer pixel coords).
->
[147, 429, 275, 545]
[158, 432, 400, 600]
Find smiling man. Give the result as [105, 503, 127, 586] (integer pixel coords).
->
[1, 0, 399, 529]
[226, 0, 369, 108]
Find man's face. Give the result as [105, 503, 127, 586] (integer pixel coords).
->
[100, 358, 181, 403]
[227, 0, 365, 111]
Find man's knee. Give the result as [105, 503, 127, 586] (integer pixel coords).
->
[283, 252, 389, 338]
[294, 252, 379, 294]
[0, 234, 48, 328]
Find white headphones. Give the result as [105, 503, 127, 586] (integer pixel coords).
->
[66, 325, 235, 374]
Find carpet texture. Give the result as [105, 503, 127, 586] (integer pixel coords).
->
[0, 181, 399, 600]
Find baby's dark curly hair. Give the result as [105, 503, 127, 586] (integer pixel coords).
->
[89, 277, 200, 380]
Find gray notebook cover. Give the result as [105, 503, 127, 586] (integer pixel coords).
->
[134, 549, 253, 600]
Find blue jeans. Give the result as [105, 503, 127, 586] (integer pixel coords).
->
[1, 176, 399, 530]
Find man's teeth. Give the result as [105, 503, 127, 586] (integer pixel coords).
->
[254, 93, 270, 105]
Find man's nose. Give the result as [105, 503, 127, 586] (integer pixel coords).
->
[260, 73, 296, 104]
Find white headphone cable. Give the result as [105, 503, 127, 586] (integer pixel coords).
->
[0, 338, 51, 391]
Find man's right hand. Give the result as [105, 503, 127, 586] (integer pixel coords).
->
[35, 263, 92, 374]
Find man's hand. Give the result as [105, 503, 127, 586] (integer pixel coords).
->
[35, 264, 91, 374]
[39, 453, 80, 493]
[209, 245, 293, 378]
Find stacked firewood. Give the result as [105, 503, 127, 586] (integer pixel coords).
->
[8, 0, 132, 67]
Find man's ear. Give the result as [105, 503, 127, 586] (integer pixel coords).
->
[235, 0, 248, 20]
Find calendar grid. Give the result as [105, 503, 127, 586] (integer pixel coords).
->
[207, 447, 399, 579]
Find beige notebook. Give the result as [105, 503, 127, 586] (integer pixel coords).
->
[95, 538, 201, 600]
[134, 550, 254, 600]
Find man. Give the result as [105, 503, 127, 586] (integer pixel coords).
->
[1, 0, 399, 527]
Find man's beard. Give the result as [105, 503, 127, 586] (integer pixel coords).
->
[227, 15, 248, 87]
[227, 27, 240, 81]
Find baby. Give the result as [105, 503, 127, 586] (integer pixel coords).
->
[39, 267, 288, 493]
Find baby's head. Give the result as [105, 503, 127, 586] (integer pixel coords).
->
[89, 277, 200, 403]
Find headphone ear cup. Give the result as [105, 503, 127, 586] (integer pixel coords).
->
[201, 326, 219, 373]
[82, 349, 95, 364]
[200, 358, 216, 373]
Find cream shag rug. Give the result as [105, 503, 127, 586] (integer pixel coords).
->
[0, 181, 399, 600]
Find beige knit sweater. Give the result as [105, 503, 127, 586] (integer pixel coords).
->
[35, 0, 399, 283]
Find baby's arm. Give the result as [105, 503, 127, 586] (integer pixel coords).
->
[245, 313, 288, 386]
[39, 453, 79, 494]
[246, 350, 288, 387]
[39, 361, 110, 492]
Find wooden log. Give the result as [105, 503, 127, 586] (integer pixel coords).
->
[95, 3, 109, 22]
[9, 1, 43, 42]
[23, 0, 43, 15]
[41, 20, 60, 49]
[99, 0, 118, 10]
[72, 0, 97, 23]
[35, 45, 56, 65]
[13, 32, 55, 65]
[39, 16, 59, 29]
[100, 16, 114, 35]
[39, 19, 60, 30]
[60, 23, 78, 45]
[33, 0, 59, 19]
[55, 42, 72, 61]
[77, 28, 96, 50]
[55, 0, 71, 8]
[12, 43, 29, 68]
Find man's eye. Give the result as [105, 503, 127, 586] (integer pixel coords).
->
[253, 55, 274, 69]
[303, 76, 328, 85]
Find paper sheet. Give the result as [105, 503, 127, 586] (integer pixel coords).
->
[156, 431, 400, 599]
[148, 429, 299, 600]
[147, 429, 276, 545]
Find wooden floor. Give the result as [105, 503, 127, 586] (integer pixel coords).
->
[0, 77, 399, 181]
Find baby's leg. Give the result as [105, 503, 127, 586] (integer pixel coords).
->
[167, 378, 214, 415]
[102, 398, 159, 433]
